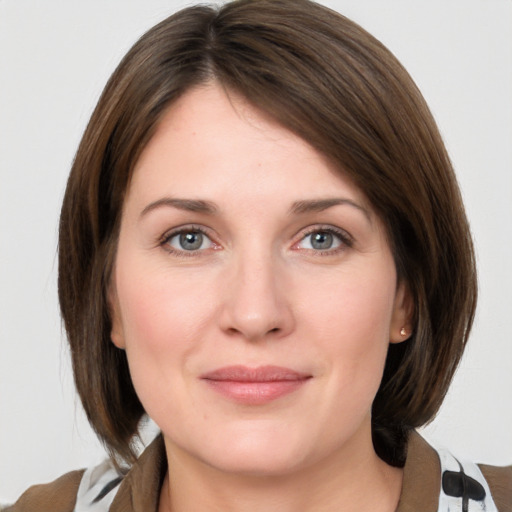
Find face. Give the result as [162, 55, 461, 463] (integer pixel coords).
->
[110, 83, 411, 476]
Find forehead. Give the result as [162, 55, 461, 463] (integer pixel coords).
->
[128, 83, 372, 214]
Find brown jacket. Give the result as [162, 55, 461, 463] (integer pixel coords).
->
[4, 432, 511, 511]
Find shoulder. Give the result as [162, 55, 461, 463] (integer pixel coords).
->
[399, 431, 511, 512]
[3, 460, 125, 512]
[3, 435, 166, 512]
[478, 462, 512, 512]
[3, 469, 85, 512]
[437, 445, 511, 512]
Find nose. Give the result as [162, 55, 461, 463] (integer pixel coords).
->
[218, 251, 295, 342]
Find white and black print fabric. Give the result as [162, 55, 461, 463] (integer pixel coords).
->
[72, 445, 499, 511]
[437, 448, 498, 512]
[73, 460, 123, 512]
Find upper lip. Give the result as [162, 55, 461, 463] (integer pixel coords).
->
[200, 365, 311, 382]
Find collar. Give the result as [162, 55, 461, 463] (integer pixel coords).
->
[396, 431, 441, 512]
[110, 435, 167, 511]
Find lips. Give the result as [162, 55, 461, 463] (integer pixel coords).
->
[200, 365, 311, 405]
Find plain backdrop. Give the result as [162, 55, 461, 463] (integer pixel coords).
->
[1, 0, 511, 505]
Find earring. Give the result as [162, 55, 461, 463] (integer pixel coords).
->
[400, 327, 407, 337]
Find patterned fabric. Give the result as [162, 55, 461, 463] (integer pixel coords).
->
[71, 442, 500, 512]
[73, 461, 123, 512]
[437, 448, 498, 512]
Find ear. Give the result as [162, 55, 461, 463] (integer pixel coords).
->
[389, 280, 414, 344]
[108, 282, 126, 350]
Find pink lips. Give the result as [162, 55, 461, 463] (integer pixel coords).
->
[200, 365, 311, 405]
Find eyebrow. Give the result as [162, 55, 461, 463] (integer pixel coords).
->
[140, 198, 218, 218]
[290, 198, 371, 220]
[140, 196, 370, 221]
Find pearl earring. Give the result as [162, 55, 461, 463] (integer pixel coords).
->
[400, 327, 407, 337]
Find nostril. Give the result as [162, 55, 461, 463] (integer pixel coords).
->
[225, 326, 281, 339]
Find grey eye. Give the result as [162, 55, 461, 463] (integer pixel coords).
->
[166, 230, 213, 252]
[296, 230, 344, 252]
[310, 231, 334, 250]
[179, 232, 203, 250]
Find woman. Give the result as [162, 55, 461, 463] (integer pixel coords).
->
[4, 0, 511, 511]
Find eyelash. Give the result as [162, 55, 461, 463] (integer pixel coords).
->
[159, 225, 353, 257]
[294, 226, 353, 255]
[159, 225, 217, 258]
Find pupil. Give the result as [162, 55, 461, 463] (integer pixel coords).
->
[180, 232, 202, 250]
[311, 232, 332, 250]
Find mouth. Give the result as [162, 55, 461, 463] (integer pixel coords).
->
[200, 365, 312, 405]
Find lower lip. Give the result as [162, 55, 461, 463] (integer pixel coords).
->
[203, 379, 309, 405]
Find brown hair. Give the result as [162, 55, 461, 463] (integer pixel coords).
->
[59, 0, 477, 466]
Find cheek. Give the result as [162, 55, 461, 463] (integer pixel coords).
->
[114, 263, 219, 421]
[304, 268, 396, 341]
[300, 268, 396, 389]
[117, 262, 215, 352]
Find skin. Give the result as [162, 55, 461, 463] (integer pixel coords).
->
[110, 83, 412, 512]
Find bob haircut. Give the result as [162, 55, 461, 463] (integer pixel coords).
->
[59, 0, 477, 467]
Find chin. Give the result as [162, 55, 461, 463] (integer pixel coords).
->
[203, 443, 308, 477]
[169, 420, 313, 477]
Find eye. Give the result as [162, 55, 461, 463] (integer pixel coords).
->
[295, 228, 351, 253]
[163, 228, 215, 253]
[305, 231, 339, 250]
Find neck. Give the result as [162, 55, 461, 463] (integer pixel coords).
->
[159, 429, 403, 512]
